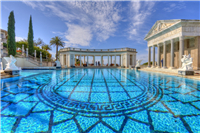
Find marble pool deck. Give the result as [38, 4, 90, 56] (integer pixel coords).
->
[140, 67, 200, 81]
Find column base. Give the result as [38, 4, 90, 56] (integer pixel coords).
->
[157, 66, 161, 68]
[169, 67, 175, 69]
[162, 66, 167, 69]
[151, 66, 156, 68]
[147, 66, 151, 68]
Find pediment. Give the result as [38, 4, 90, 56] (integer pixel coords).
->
[145, 20, 181, 40]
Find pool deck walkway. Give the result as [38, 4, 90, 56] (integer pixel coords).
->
[140, 67, 200, 80]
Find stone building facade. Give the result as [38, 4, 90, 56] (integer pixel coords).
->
[144, 19, 200, 70]
[0, 29, 8, 44]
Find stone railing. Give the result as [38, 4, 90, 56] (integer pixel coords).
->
[60, 47, 136, 52]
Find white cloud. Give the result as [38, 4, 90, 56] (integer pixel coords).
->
[128, 1, 155, 42]
[163, 2, 186, 12]
[22, 1, 122, 46]
[15, 36, 25, 42]
[64, 23, 92, 47]
[22, 1, 45, 11]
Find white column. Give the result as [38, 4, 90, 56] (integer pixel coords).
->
[157, 44, 161, 68]
[22, 45, 24, 56]
[71, 54, 74, 66]
[152, 45, 155, 68]
[87, 55, 88, 66]
[127, 54, 130, 67]
[134, 54, 136, 66]
[34, 50, 36, 61]
[179, 36, 184, 67]
[148, 47, 151, 67]
[66, 54, 68, 67]
[26, 48, 28, 57]
[108, 55, 109, 66]
[101, 55, 103, 66]
[163, 42, 167, 69]
[119, 55, 121, 66]
[80, 55, 82, 66]
[93, 56, 95, 66]
[68, 54, 71, 67]
[121, 54, 123, 66]
[110, 55, 112, 64]
[40, 51, 42, 64]
[170, 39, 174, 69]
[114, 55, 116, 66]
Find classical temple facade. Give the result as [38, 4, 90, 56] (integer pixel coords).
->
[59, 47, 137, 68]
[144, 19, 200, 70]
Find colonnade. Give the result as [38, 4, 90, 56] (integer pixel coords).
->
[60, 54, 136, 67]
[148, 36, 184, 69]
[59, 47, 137, 68]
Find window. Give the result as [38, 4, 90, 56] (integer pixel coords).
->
[1, 33, 4, 38]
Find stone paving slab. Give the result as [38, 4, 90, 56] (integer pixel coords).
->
[140, 68, 200, 80]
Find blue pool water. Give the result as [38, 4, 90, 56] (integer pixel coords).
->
[1, 68, 200, 133]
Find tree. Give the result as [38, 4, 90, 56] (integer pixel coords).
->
[50, 36, 64, 60]
[34, 38, 44, 47]
[7, 11, 16, 56]
[42, 44, 52, 51]
[27, 15, 34, 55]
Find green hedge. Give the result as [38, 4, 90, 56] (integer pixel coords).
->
[142, 62, 152, 65]
[34, 46, 51, 59]
[10, 41, 52, 59]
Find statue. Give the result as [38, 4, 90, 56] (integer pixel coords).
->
[55, 60, 61, 68]
[136, 60, 142, 67]
[4, 55, 21, 70]
[178, 54, 193, 70]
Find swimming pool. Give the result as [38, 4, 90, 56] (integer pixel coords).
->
[1, 68, 200, 132]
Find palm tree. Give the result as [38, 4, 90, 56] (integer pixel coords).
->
[50, 36, 64, 60]
[42, 44, 52, 51]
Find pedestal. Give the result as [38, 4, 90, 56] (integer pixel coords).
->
[121, 66, 125, 68]
[4, 70, 20, 75]
[178, 70, 194, 75]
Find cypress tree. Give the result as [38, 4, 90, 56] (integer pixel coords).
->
[7, 11, 16, 56]
[28, 15, 34, 55]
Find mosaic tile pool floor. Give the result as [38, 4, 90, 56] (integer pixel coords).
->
[1, 68, 200, 133]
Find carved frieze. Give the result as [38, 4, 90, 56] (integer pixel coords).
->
[148, 27, 182, 46]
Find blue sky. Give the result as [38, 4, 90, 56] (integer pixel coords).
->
[1, 1, 199, 63]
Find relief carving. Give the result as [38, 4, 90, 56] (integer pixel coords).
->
[148, 27, 182, 45]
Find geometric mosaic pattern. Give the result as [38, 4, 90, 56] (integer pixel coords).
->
[1, 68, 200, 132]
